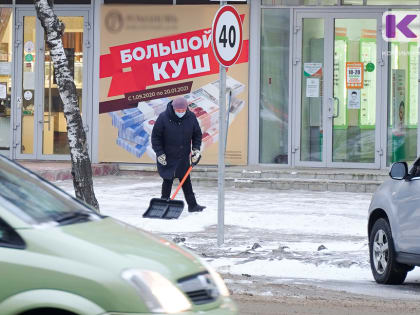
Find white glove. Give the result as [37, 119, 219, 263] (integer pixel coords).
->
[191, 150, 201, 164]
[157, 154, 167, 166]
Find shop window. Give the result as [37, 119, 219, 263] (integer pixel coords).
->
[259, 9, 290, 164]
[16, 0, 90, 2]
[332, 19, 377, 164]
[43, 17, 84, 155]
[387, 41, 418, 165]
[0, 8, 12, 155]
[367, 0, 419, 4]
[0, 1, 12, 4]
[104, 0, 172, 3]
[54, 0, 91, 4]
[261, 0, 338, 5]
[176, 0, 247, 3]
[300, 18, 324, 162]
[262, 0, 420, 4]
[104, 0, 246, 3]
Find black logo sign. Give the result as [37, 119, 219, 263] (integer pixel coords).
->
[105, 10, 123, 33]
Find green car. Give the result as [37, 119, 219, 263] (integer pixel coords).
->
[0, 155, 237, 315]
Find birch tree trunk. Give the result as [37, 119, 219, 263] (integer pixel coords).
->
[35, 0, 99, 211]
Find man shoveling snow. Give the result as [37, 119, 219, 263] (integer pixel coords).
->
[151, 96, 206, 213]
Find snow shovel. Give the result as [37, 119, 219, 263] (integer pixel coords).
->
[143, 161, 197, 219]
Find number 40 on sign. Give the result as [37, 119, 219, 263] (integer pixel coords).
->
[212, 5, 243, 68]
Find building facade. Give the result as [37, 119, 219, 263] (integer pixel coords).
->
[0, 0, 419, 169]
[255, 0, 420, 170]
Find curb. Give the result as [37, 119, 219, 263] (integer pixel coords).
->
[29, 163, 120, 182]
[118, 168, 382, 193]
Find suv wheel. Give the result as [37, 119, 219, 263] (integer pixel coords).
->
[369, 218, 407, 284]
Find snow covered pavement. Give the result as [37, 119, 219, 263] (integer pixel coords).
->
[56, 175, 420, 300]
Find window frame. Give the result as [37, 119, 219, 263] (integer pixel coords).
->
[0, 217, 26, 250]
[0, 156, 103, 226]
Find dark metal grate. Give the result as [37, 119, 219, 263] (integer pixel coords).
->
[178, 272, 219, 305]
[186, 289, 214, 305]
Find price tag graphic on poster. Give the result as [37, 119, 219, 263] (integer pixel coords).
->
[346, 62, 364, 89]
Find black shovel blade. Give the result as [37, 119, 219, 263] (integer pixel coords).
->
[143, 198, 185, 219]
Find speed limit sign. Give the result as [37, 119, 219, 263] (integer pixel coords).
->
[211, 5, 243, 68]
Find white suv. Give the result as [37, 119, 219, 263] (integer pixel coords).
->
[368, 160, 420, 284]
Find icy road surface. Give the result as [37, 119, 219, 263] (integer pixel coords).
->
[57, 175, 420, 300]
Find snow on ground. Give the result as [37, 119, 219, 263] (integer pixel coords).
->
[57, 175, 368, 235]
[56, 175, 420, 299]
[212, 257, 372, 281]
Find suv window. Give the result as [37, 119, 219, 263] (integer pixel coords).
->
[0, 218, 25, 249]
[0, 158, 101, 226]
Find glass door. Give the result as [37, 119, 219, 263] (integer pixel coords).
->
[327, 15, 382, 168]
[15, 13, 38, 159]
[295, 16, 325, 166]
[294, 12, 382, 168]
[42, 15, 86, 158]
[14, 10, 90, 160]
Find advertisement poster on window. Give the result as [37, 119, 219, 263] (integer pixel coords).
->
[392, 69, 406, 134]
[345, 62, 363, 89]
[99, 5, 249, 165]
[305, 78, 319, 98]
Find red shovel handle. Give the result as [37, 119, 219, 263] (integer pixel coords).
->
[171, 166, 193, 200]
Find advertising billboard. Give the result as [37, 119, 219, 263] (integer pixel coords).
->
[99, 5, 249, 165]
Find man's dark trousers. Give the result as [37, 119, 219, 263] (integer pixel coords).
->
[161, 175, 193, 199]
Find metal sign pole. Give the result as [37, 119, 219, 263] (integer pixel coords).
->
[218, 64, 226, 247]
[224, 89, 232, 154]
[217, 0, 227, 247]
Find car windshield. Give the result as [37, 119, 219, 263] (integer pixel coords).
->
[0, 157, 101, 226]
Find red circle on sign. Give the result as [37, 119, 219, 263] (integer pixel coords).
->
[211, 5, 243, 68]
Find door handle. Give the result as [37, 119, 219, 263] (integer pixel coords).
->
[333, 97, 340, 119]
[327, 97, 333, 118]
[328, 97, 340, 119]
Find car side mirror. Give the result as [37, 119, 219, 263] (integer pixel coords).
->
[389, 162, 408, 180]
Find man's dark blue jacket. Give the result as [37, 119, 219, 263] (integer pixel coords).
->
[151, 101, 202, 180]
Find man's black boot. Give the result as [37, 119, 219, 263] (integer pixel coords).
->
[185, 193, 206, 212]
